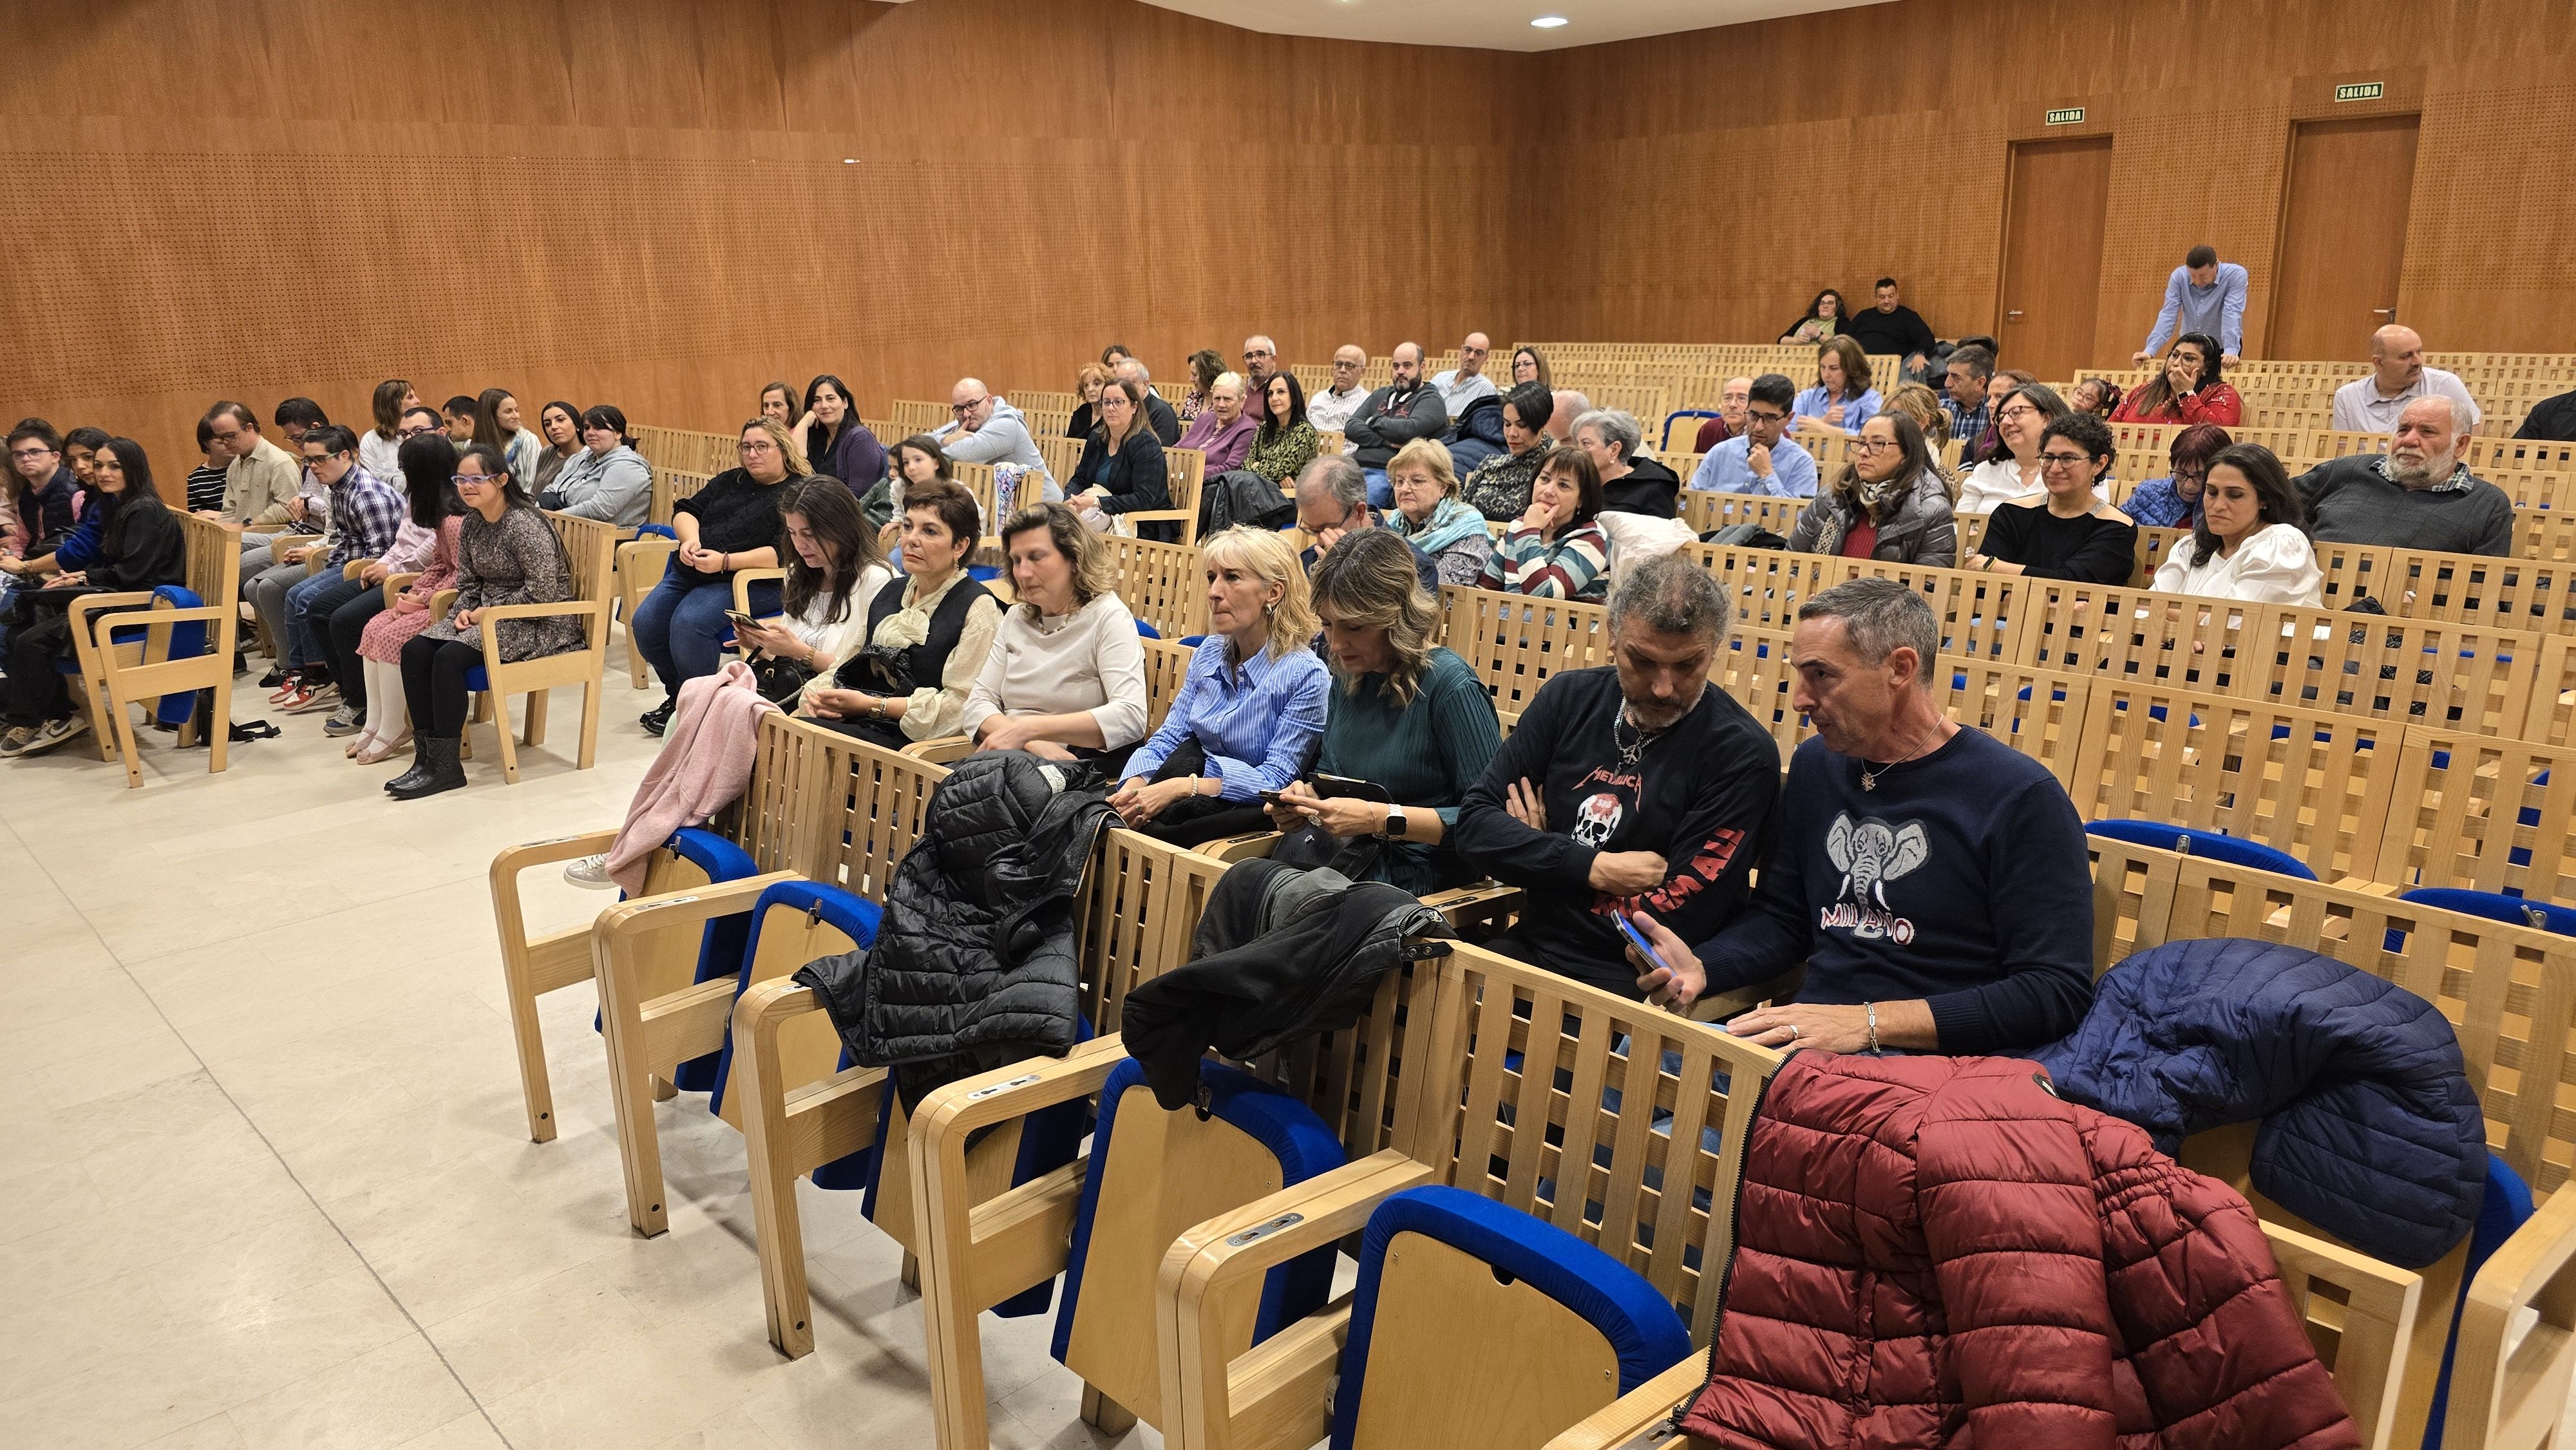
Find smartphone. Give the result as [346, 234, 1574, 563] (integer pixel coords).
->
[723, 610, 761, 629]
[1615, 912, 1670, 974]
[1258, 788, 1289, 806]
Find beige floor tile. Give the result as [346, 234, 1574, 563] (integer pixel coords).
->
[136, 1415, 249, 1449]
[650, 1404, 784, 1449]
[388, 1411, 512, 1449]
[419, 1257, 654, 1404]
[222, 1334, 477, 1450]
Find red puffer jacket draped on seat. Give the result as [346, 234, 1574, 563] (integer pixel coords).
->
[1680, 1052, 2358, 1450]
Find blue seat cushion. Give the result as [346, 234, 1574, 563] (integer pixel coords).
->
[2423, 1155, 2536, 1450]
[705, 875, 879, 1111]
[1329, 1185, 1691, 1450]
[1134, 618, 1160, 639]
[596, 829, 759, 1092]
[1051, 1057, 1342, 1361]
[2398, 887, 2576, 938]
[2085, 820, 2316, 880]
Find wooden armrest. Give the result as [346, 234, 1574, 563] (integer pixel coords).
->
[730, 567, 788, 614]
[64, 590, 156, 621]
[592, 869, 802, 947]
[1423, 881, 1520, 927]
[473, 600, 604, 623]
[429, 588, 459, 617]
[1200, 830, 1280, 863]
[900, 735, 975, 763]
[910, 1034, 1133, 1150]
[1693, 966, 1804, 1022]
[489, 828, 622, 878]
[1542, 1358, 1705, 1450]
[2447, 1185, 2576, 1449]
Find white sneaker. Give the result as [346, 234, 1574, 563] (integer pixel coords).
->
[563, 854, 618, 889]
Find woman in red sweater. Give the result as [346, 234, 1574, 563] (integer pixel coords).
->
[2112, 332, 2242, 426]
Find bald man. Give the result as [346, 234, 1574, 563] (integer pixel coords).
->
[2331, 326, 2481, 434]
[1342, 341, 1449, 506]
[1432, 332, 1499, 414]
[1307, 344, 1370, 434]
[933, 378, 1059, 499]
[2294, 395, 2512, 556]
[1241, 335, 1280, 401]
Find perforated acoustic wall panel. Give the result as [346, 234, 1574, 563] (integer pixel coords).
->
[0, 0, 1537, 462]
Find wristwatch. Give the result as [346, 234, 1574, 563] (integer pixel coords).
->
[1381, 807, 1404, 840]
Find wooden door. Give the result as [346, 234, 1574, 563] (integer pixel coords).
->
[1996, 137, 2114, 384]
[2269, 115, 2420, 361]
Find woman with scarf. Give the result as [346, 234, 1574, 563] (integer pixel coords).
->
[1380, 438, 1495, 586]
[1787, 412, 1957, 565]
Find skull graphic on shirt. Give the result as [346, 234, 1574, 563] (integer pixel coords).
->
[1572, 793, 1622, 849]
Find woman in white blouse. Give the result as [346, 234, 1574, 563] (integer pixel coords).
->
[728, 477, 896, 708]
[963, 501, 1150, 768]
[1955, 382, 2079, 514]
[2150, 443, 2322, 607]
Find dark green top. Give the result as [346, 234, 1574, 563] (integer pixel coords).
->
[1315, 646, 1503, 896]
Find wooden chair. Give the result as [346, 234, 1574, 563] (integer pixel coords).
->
[450, 512, 617, 783]
[2007, 581, 2261, 693]
[891, 400, 948, 436]
[2246, 607, 2545, 742]
[1141, 634, 1195, 725]
[1122, 446, 1205, 544]
[1148, 940, 1784, 1450]
[1689, 545, 1842, 633]
[1106, 534, 1209, 639]
[1434, 584, 1612, 729]
[60, 512, 243, 787]
[1676, 489, 1802, 538]
[484, 711, 818, 1142]
[2375, 726, 2576, 902]
[2442, 1188, 2576, 1449]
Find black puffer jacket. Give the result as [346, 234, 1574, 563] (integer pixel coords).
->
[797, 751, 1115, 1111]
[1119, 858, 1454, 1111]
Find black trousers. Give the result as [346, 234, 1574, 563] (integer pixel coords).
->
[1135, 737, 1272, 847]
[324, 587, 388, 710]
[399, 636, 481, 739]
[5, 588, 145, 727]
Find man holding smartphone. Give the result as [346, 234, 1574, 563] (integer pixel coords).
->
[1454, 558, 1779, 997]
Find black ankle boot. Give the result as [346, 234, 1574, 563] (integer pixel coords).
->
[387, 737, 466, 800]
[383, 740, 436, 794]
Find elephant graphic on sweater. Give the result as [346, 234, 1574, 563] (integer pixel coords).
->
[1825, 813, 1929, 941]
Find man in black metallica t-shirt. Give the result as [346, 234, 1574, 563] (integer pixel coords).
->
[1455, 557, 1782, 996]
[1627, 577, 2095, 1055]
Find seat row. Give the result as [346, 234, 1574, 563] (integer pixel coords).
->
[483, 714, 2575, 1449]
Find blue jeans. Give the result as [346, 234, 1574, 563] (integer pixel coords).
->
[285, 570, 367, 672]
[630, 560, 781, 698]
[1364, 469, 1392, 508]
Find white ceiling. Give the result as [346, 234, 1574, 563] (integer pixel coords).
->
[1126, 0, 1890, 52]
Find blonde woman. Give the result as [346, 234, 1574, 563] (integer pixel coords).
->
[962, 502, 1151, 767]
[1110, 526, 1327, 846]
[1381, 437, 1494, 585]
[1877, 381, 1958, 493]
[1266, 529, 1501, 894]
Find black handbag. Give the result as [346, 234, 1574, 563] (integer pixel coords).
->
[747, 653, 814, 708]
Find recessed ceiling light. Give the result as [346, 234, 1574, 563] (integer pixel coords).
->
[1531, 14, 1568, 26]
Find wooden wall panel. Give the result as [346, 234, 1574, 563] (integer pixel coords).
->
[0, 0, 1537, 462]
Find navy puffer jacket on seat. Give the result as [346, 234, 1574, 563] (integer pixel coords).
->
[2030, 936, 2487, 1268]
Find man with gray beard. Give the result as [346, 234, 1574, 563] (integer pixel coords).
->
[2292, 395, 2514, 556]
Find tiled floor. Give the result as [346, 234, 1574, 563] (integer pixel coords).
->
[0, 654, 1150, 1449]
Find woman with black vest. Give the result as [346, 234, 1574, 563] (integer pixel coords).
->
[802, 478, 999, 751]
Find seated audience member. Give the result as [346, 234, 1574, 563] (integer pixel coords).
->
[860, 433, 951, 533]
[1939, 344, 1996, 453]
[1245, 372, 1318, 485]
[934, 379, 1058, 499]
[1296, 455, 1439, 592]
[441, 395, 478, 445]
[1240, 335, 1280, 408]
[1481, 446, 1610, 602]
[63, 425, 108, 491]
[2152, 444, 2322, 605]
[1789, 413, 1957, 565]
[383, 444, 583, 800]
[1840, 278, 1938, 379]
[1876, 382, 1955, 474]
[1779, 288, 1845, 346]
[800, 373, 886, 494]
[1100, 343, 1134, 373]
[1955, 381, 2070, 513]
[2514, 383, 2576, 441]
[1545, 389, 1590, 445]
[1455, 557, 1779, 995]
[1067, 364, 1109, 440]
[1432, 332, 1499, 415]
[1266, 530, 1503, 895]
[269, 401, 335, 543]
[6, 425, 118, 592]
[1446, 384, 1508, 477]
[1380, 440, 1494, 587]
[2069, 376, 2124, 417]
[2295, 396, 2513, 556]
[358, 381, 419, 488]
[2134, 244, 2248, 366]
[535, 404, 650, 528]
[1113, 359, 1183, 445]
[1975, 368, 2036, 458]
[2333, 325, 2480, 434]
[1575, 408, 1681, 518]
[559, 476, 898, 885]
[2111, 333, 2241, 426]
[1177, 348, 1223, 423]
[961, 502, 1150, 767]
[476, 389, 541, 487]
[1, 438, 185, 760]
[2119, 422, 2231, 530]
[1694, 375, 1752, 452]
[265, 426, 406, 713]
[334, 434, 466, 758]
[1305, 346, 1370, 436]
[204, 400, 301, 535]
[1070, 377, 1174, 540]
[5, 420, 77, 558]
[1965, 413, 2137, 581]
[631, 419, 799, 733]
[1794, 337, 1881, 433]
[758, 381, 801, 430]
[1510, 344, 1551, 391]
[1175, 372, 1258, 475]
[1688, 375, 1817, 498]
[184, 417, 231, 513]
[801, 480, 1000, 749]
[531, 401, 584, 495]
[1111, 527, 1328, 846]
[1626, 579, 2096, 1053]
[1462, 383, 1557, 520]
[1342, 343, 1448, 503]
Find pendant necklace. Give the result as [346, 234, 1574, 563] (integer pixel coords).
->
[1859, 724, 1940, 792]
[1614, 707, 1665, 770]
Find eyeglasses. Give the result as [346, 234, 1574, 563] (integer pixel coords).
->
[1241, 350, 1270, 361]
[1997, 405, 2041, 422]
[8, 447, 54, 461]
[950, 398, 988, 414]
[1745, 410, 1787, 426]
[397, 425, 434, 439]
[2173, 467, 2208, 484]
[739, 440, 777, 454]
[1851, 438, 1899, 453]
[2038, 451, 2096, 470]
[455, 472, 502, 487]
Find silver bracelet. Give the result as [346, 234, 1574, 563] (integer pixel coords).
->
[1864, 1001, 1880, 1053]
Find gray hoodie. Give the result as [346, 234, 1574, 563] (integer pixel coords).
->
[934, 399, 1061, 500]
[542, 443, 652, 528]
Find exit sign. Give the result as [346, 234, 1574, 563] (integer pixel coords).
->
[2336, 82, 2385, 102]
[2045, 107, 2085, 126]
